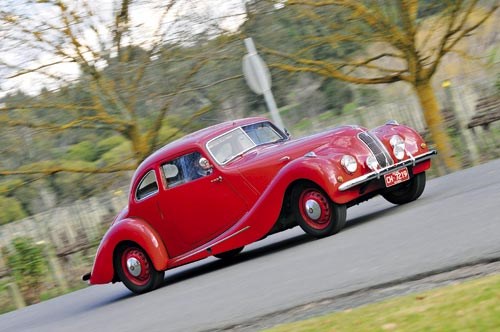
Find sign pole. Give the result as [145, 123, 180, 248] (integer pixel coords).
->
[243, 38, 285, 130]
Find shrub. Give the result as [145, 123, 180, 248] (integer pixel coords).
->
[0, 196, 27, 224]
[3, 237, 47, 304]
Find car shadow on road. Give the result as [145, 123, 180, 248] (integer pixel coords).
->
[344, 205, 399, 230]
[159, 232, 314, 289]
[159, 206, 399, 289]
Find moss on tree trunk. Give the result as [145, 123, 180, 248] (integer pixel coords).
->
[414, 80, 460, 172]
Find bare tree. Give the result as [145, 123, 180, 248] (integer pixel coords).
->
[0, 0, 242, 175]
[266, 0, 498, 171]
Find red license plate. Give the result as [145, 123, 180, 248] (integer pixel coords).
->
[384, 167, 410, 187]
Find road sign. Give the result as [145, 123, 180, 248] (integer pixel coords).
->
[242, 38, 285, 130]
[242, 49, 271, 94]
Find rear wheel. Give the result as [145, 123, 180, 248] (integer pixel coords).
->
[383, 172, 426, 205]
[114, 244, 164, 294]
[214, 246, 244, 259]
[292, 184, 347, 238]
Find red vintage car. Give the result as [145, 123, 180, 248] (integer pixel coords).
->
[83, 117, 436, 293]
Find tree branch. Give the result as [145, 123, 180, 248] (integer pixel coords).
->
[286, 0, 411, 50]
[265, 47, 405, 84]
[429, 1, 498, 77]
[0, 165, 136, 176]
[1, 116, 130, 132]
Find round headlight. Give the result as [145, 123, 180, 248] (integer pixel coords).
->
[366, 154, 379, 171]
[390, 135, 404, 147]
[341, 155, 358, 173]
[393, 144, 405, 160]
[390, 135, 405, 160]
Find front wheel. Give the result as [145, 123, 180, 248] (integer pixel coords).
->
[292, 184, 347, 238]
[114, 244, 164, 294]
[382, 172, 426, 205]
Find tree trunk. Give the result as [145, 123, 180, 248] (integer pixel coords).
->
[414, 80, 460, 172]
[125, 125, 149, 165]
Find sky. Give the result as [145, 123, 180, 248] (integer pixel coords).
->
[0, 0, 248, 99]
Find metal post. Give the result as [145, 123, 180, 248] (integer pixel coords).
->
[243, 38, 285, 131]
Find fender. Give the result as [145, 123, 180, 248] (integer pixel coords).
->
[89, 218, 169, 285]
[278, 156, 354, 203]
[372, 124, 429, 157]
[371, 123, 433, 176]
[212, 156, 345, 252]
[168, 155, 345, 267]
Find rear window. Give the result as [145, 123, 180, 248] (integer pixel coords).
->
[135, 170, 158, 200]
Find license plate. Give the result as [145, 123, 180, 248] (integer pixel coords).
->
[384, 167, 410, 187]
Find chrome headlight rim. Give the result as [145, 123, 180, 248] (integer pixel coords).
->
[366, 154, 379, 171]
[341, 155, 358, 174]
[390, 135, 406, 160]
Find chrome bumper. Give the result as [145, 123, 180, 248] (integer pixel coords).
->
[338, 150, 437, 191]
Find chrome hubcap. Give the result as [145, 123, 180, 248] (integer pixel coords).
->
[305, 199, 321, 220]
[126, 257, 142, 277]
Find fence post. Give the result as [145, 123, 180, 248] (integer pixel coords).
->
[445, 80, 480, 165]
[6, 282, 26, 309]
[41, 241, 69, 293]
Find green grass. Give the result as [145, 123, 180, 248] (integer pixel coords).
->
[264, 274, 500, 332]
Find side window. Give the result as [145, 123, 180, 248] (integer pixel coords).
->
[162, 151, 211, 189]
[135, 170, 159, 200]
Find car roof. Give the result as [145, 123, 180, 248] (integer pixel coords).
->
[131, 117, 269, 184]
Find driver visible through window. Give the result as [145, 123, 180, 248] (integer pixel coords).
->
[162, 151, 211, 189]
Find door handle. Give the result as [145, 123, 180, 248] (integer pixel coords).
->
[280, 156, 291, 163]
[211, 176, 223, 183]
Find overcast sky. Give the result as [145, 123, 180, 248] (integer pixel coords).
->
[0, 0, 248, 98]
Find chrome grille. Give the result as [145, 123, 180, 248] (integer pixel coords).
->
[358, 132, 393, 167]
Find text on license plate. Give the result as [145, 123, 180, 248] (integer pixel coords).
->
[384, 167, 410, 187]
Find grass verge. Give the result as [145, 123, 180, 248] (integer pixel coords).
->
[264, 273, 500, 332]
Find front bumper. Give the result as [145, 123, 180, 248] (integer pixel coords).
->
[338, 150, 437, 191]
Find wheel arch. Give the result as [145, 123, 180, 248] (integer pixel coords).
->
[89, 218, 169, 285]
[278, 156, 345, 205]
[282, 179, 326, 218]
[289, 179, 347, 237]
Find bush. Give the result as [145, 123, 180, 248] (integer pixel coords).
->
[3, 237, 47, 304]
[65, 141, 99, 162]
[0, 196, 27, 224]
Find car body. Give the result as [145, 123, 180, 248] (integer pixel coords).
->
[83, 117, 436, 293]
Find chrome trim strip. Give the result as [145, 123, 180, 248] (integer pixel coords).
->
[176, 226, 251, 262]
[338, 150, 437, 191]
[357, 131, 394, 168]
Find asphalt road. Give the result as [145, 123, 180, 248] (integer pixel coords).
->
[2, 159, 500, 332]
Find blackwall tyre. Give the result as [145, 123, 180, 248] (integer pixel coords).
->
[382, 172, 426, 205]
